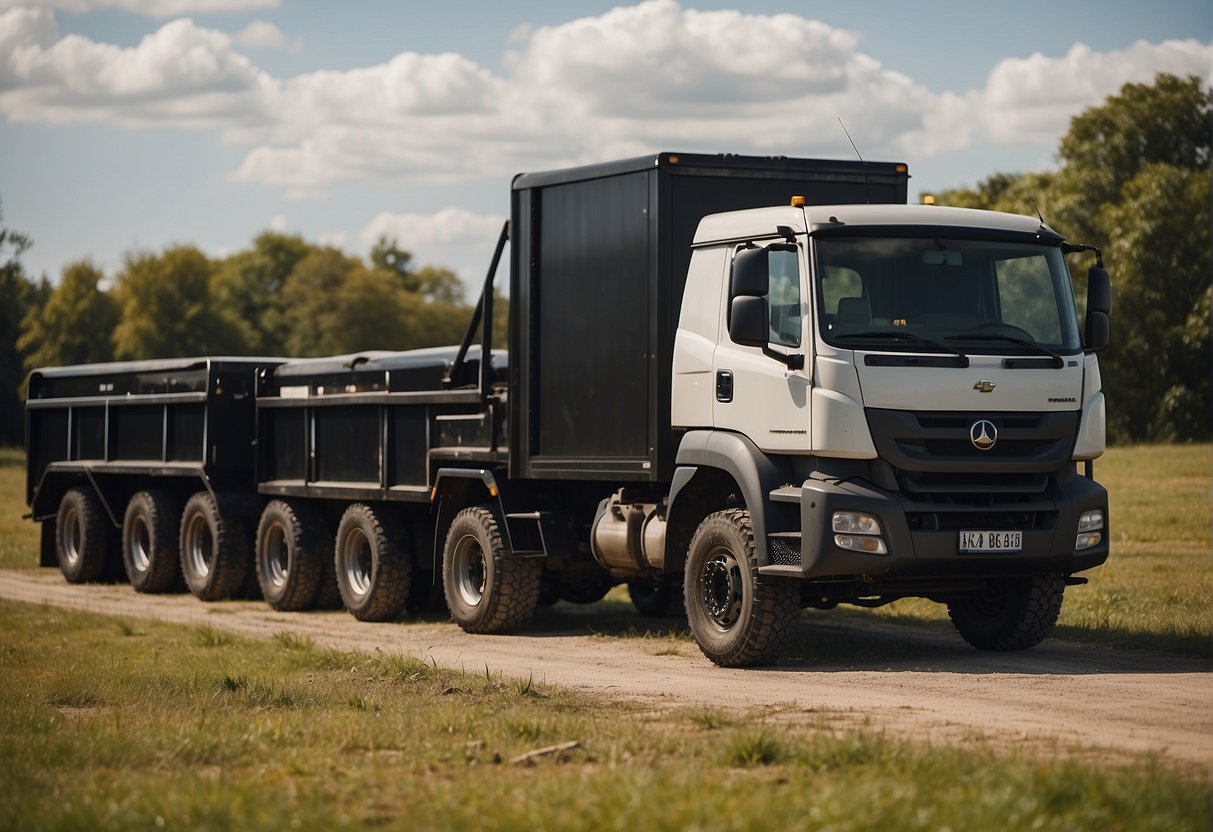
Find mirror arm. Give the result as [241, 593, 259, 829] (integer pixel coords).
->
[763, 346, 804, 371]
[1062, 242, 1104, 269]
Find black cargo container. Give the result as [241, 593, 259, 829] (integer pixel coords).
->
[25, 357, 284, 565]
[255, 347, 508, 503]
[508, 152, 908, 482]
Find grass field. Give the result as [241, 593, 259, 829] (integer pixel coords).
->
[1, 601, 1206, 832]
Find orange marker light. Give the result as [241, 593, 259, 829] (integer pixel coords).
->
[790, 195, 806, 207]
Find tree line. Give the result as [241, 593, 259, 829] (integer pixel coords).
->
[1, 73, 1209, 446]
[0, 229, 491, 444]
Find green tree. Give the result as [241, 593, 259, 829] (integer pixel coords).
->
[212, 231, 312, 356]
[112, 245, 247, 359]
[18, 261, 119, 370]
[0, 204, 37, 444]
[281, 246, 360, 356]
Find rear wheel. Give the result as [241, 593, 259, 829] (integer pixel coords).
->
[684, 509, 798, 667]
[122, 490, 182, 593]
[179, 492, 250, 601]
[628, 579, 682, 618]
[334, 504, 410, 622]
[442, 506, 540, 634]
[56, 487, 110, 584]
[947, 573, 1065, 651]
[256, 499, 326, 611]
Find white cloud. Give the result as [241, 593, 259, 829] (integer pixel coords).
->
[0, 0, 279, 16]
[976, 38, 1213, 144]
[1, 1, 1210, 196]
[233, 20, 285, 50]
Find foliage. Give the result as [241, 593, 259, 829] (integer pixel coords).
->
[0, 203, 37, 445]
[17, 261, 118, 369]
[112, 245, 246, 359]
[211, 231, 312, 356]
[934, 74, 1212, 442]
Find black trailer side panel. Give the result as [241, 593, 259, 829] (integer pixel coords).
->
[256, 348, 507, 502]
[25, 357, 283, 522]
[510, 152, 909, 482]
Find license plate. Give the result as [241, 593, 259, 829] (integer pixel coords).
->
[959, 530, 1022, 553]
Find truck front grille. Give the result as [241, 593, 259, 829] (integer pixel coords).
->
[866, 409, 1078, 499]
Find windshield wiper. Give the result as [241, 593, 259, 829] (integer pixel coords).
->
[945, 333, 1064, 368]
[834, 331, 970, 364]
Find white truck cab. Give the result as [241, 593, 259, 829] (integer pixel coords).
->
[670, 200, 1111, 665]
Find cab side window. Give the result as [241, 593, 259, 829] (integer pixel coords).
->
[767, 248, 802, 348]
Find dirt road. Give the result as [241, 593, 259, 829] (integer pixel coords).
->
[2, 569, 1209, 774]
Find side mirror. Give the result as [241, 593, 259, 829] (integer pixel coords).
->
[1085, 312, 1109, 352]
[1087, 266, 1111, 316]
[729, 296, 768, 346]
[731, 247, 769, 298]
[1084, 266, 1111, 351]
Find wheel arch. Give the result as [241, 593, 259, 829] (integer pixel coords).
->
[668, 431, 796, 571]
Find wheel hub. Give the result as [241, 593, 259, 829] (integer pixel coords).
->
[700, 550, 742, 629]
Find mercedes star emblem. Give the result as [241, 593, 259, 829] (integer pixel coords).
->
[970, 419, 998, 451]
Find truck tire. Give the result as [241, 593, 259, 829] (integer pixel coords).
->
[56, 486, 110, 584]
[179, 491, 251, 601]
[556, 572, 613, 604]
[122, 490, 182, 593]
[255, 500, 326, 611]
[334, 504, 410, 622]
[442, 506, 540, 634]
[628, 580, 683, 618]
[684, 509, 799, 667]
[947, 573, 1065, 651]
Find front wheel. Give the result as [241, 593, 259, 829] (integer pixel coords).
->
[684, 509, 798, 667]
[947, 573, 1065, 651]
[442, 506, 540, 634]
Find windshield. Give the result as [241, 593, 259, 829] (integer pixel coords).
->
[814, 236, 1082, 353]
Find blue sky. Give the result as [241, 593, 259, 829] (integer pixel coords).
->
[2, 0, 1210, 293]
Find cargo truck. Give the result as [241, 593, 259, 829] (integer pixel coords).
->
[25, 152, 1112, 666]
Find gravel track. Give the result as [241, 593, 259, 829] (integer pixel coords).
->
[2, 568, 1208, 774]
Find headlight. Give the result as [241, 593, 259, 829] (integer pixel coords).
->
[832, 511, 883, 535]
[1076, 509, 1105, 550]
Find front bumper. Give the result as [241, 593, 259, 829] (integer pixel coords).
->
[765, 469, 1109, 581]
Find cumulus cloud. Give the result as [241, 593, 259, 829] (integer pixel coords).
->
[0, 0, 279, 15]
[976, 38, 1213, 144]
[1, 1, 1209, 195]
[233, 20, 285, 49]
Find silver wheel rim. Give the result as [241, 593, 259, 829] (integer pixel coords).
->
[264, 522, 289, 589]
[452, 533, 486, 607]
[341, 528, 372, 599]
[128, 516, 151, 573]
[184, 514, 214, 578]
[700, 548, 742, 630]
[61, 506, 82, 567]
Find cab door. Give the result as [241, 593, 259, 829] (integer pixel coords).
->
[713, 243, 812, 453]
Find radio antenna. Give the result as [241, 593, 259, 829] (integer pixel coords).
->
[837, 118, 870, 204]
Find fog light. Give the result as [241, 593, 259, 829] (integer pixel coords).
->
[1075, 531, 1102, 551]
[834, 534, 888, 555]
[832, 511, 883, 535]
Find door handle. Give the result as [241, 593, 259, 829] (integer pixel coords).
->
[716, 370, 733, 403]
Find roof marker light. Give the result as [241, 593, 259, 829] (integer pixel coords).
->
[790, 195, 806, 207]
